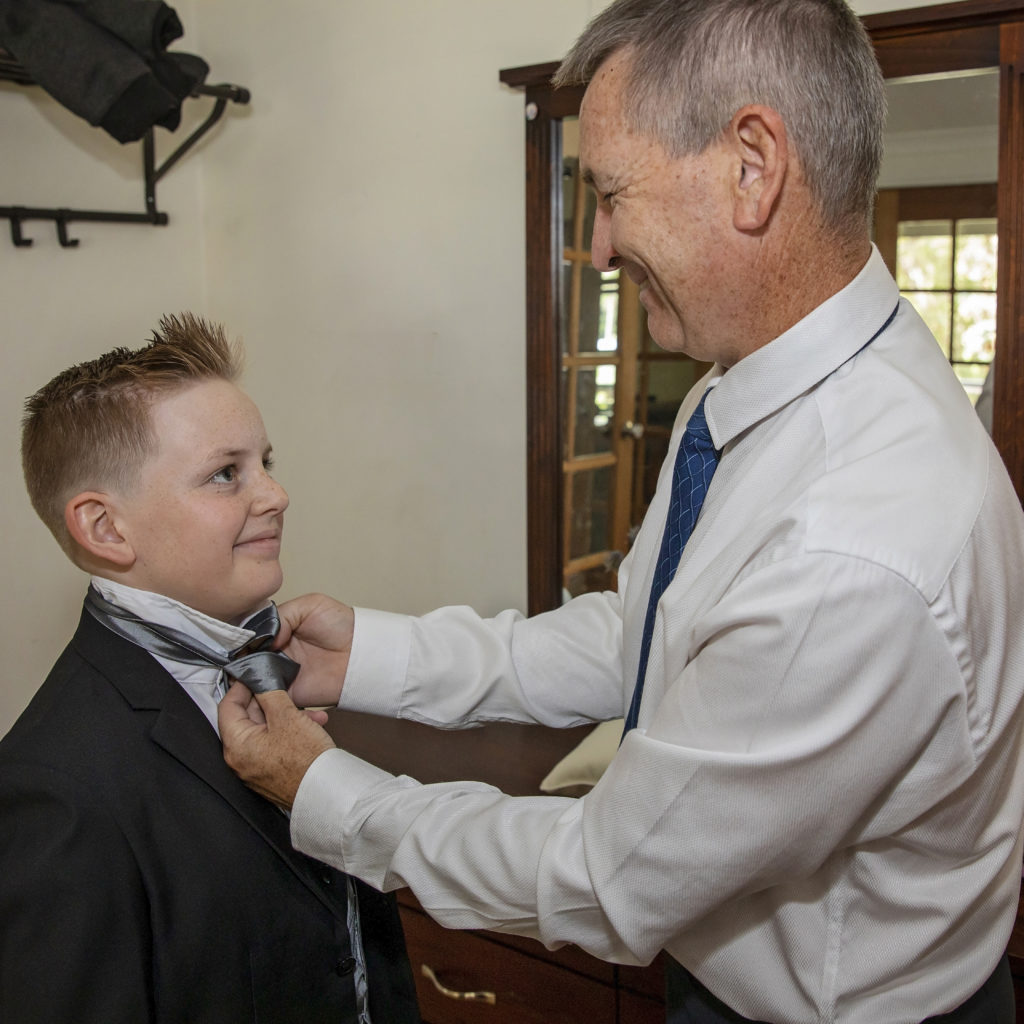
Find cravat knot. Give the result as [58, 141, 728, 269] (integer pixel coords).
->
[225, 605, 300, 694]
[84, 586, 299, 695]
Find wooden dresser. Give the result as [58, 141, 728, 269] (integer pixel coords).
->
[328, 710, 1024, 1022]
[326, 711, 665, 1023]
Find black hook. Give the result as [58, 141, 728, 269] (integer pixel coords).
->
[9, 210, 32, 247]
[55, 211, 79, 248]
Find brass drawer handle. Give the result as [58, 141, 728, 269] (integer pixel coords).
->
[420, 963, 497, 1005]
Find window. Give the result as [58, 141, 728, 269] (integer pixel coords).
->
[875, 184, 997, 403]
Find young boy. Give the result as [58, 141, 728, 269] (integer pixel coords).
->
[0, 315, 420, 1024]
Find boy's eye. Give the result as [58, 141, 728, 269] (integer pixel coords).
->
[263, 455, 275, 473]
[210, 465, 237, 484]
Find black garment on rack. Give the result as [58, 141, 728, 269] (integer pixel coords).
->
[0, 0, 208, 142]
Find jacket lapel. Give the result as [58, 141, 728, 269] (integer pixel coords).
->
[72, 610, 342, 914]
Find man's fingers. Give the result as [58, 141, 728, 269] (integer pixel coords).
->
[220, 680, 254, 714]
[218, 681, 266, 725]
[252, 687, 300, 720]
[273, 613, 294, 650]
[220, 681, 335, 810]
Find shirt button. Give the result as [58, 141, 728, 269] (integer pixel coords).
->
[335, 956, 357, 977]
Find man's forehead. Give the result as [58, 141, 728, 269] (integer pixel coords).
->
[577, 59, 642, 184]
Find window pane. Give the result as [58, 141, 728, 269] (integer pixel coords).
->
[902, 291, 952, 357]
[952, 292, 996, 363]
[573, 365, 616, 457]
[955, 363, 990, 405]
[559, 261, 571, 357]
[562, 157, 577, 245]
[897, 221, 952, 290]
[954, 218, 998, 290]
[579, 268, 620, 354]
[568, 467, 614, 560]
[560, 366, 569, 457]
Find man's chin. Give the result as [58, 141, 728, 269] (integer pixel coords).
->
[646, 320, 687, 354]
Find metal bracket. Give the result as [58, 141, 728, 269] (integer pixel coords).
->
[1, 82, 250, 247]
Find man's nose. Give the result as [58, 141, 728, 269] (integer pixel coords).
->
[590, 206, 620, 272]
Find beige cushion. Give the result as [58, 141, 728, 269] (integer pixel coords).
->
[540, 719, 622, 794]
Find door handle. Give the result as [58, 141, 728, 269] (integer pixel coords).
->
[420, 963, 497, 1006]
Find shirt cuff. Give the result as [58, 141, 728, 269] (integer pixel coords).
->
[340, 607, 413, 716]
[290, 747, 395, 871]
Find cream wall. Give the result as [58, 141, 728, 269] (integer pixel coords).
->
[0, 0, 947, 734]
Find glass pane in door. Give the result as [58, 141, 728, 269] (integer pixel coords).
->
[572, 366, 616, 457]
[567, 467, 614, 560]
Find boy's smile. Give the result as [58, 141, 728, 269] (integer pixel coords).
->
[112, 378, 289, 625]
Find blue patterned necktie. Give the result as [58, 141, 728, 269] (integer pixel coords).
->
[622, 388, 719, 737]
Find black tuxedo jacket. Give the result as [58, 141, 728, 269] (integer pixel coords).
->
[0, 609, 420, 1023]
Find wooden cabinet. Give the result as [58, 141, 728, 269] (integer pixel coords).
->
[399, 891, 663, 1024]
[325, 711, 665, 1024]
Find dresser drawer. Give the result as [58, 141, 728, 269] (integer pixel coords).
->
[401, 906, 618, 1024]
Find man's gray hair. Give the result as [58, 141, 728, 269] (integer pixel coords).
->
[554, 0, 886, 235]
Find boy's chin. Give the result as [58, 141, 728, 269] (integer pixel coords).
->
[234, 593, 281, 625]
[225, 585, 283, 626]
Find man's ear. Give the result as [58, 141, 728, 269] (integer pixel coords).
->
[729, 105, 789, 232]
[65, 492, 136, 569]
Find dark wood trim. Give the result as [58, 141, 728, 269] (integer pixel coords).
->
[871, 23, 1000, 77]
[863, 0, 1024, 35]
[503, 0, 1024, 615]
[523, 97, 565, 616]
[863, 2, 1024, 81]
[995, 20, 1024, 491]
[499, 62, 560, 91]
[881, 182, 998, 222]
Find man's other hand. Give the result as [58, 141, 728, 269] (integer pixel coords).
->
[219, 683, 335, 809]
[274, 593, 355, 708]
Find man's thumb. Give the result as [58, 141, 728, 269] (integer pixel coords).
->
[253, 688, 299, 722]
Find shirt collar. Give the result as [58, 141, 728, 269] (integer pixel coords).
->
[705, 245, 899, 450]
[89, 577, 266, 657]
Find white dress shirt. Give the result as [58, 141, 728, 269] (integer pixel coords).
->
[291, 248, 1024, 1023]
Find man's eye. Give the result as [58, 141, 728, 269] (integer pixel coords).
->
[210, 465, 237, 484]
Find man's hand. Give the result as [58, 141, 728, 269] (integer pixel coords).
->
[274, 593, 355, 708]
[219, 683, 335, 810]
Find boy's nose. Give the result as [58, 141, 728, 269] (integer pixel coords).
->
[254, 473, 289, 514]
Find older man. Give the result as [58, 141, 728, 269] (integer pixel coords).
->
[221, 2, 1024, 1021]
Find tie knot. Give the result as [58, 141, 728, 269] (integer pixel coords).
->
[226, 603, 299, 694]
[684, 391, 715, 445]
[234, 604, 282, 649]
[681, 394, 718, 468]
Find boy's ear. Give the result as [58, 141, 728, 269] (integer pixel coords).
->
[729, 104, 789, 232]
[64, 492, 136, 569]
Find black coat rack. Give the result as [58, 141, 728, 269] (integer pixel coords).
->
[0, 49, 249, 248]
